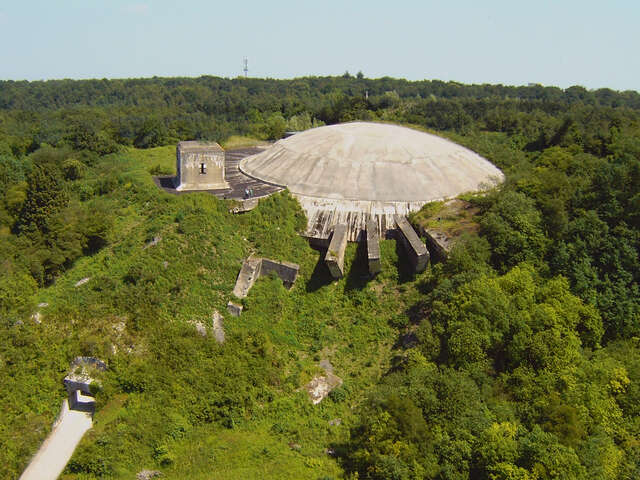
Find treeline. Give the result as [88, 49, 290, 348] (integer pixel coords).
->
[1, 75, 640, 155]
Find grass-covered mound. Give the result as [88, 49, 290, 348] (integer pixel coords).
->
[0, 146, 422, 479]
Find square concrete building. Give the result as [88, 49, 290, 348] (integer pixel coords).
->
[174, 141, 229, 191]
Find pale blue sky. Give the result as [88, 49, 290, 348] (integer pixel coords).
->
[0, 0, 638, 91]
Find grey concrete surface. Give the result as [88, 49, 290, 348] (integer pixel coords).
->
[239, 122, 504, 241]
[240, 122, 504, 202]
[395, 215, 429, 273]
[366, 219, 381, 275]
[325, 224, 349, 279]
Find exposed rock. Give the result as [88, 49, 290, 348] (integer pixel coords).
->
[31, 312, 42, 324]
[328, 418, 342, 426]
[305, 373, 342, 405]
[74, 277, 91, 287]
[288, 442, 301, 451]
[162, 261, 169, 269]
[227, 301, 243, 317]
[143, 235, 162, 249]
[192, 321, 207, 337]
[37, 302, 49, 308]
[137, 470, 162, 480]
[212, 310, 225, 344]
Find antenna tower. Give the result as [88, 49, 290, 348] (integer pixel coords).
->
[243, 57, 248, 77]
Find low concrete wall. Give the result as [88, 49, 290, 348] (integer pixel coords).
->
[230, 257, 300, 314]
[260, 258, 299, 288]
[232, 257, 262, 298]
[325, 223, 348, 279]
[395, 215, 429, 273]
[421, 228, 449, 262]
[366, 219, 381, 275]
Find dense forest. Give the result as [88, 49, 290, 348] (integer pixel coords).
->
[0, 75, 638, 479]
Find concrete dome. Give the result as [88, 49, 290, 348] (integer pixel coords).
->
[240, 122, 503, 202]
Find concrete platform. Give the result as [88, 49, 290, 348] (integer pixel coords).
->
[154, 147, 283, 201]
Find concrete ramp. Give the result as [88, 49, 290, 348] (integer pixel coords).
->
[20, 398, 93, 480]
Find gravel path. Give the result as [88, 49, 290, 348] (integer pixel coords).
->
[19, 398, 93, 480]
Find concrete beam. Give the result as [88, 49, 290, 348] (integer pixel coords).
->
[394, 215, 429, 273]
[325, 223, 348, 279]
[366, 219, 381, 276]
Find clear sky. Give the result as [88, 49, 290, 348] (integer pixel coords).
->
[0, 0, 638, 91]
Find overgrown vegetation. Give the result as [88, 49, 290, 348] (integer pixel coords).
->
[0, 76, 638, 479]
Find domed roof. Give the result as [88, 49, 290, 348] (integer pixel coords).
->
[240, 122, 503, 203]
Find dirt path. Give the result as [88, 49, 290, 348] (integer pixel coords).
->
[19, 398, 93, 480]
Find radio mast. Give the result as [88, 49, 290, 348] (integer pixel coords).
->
[243, 57, 248, 77]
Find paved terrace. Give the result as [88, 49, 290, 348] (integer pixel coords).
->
[154, 147, 283, 200]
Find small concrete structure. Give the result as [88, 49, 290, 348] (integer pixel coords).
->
[366, 219, 381, 276]
[232, 257, 262, 299]
[260, 258, 299, 288]
[174, 141, 229, 191]
[325, 223, 348, 279]
[232, 256, 300, 300]
[395, 215, 429, 273]
[230, 257, 300, 315]
[63, 357, 107, 397]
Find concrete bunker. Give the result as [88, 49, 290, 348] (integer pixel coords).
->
[231, 256, 300, 314]
[174, 141, 229, 191]
[63, 356, 107, 410]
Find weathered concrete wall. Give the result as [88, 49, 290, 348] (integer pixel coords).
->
[175, 141, 229, 191]
[366, 219, 381, 275]
[233, 257, 299, 300]
[260, 258, 299, 288]
[232, 257, 262, 298]
[230, 257, 300, 315]
[63, 357, 107, 396]
[395, 215, 429, 273]
[422, 228, 450, 262]
[325, 223, 348, 279]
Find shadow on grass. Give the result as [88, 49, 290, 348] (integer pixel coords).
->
[394, 238, 416, 284]
[306, 250, 333, 292]
[344, 241, 371, 291]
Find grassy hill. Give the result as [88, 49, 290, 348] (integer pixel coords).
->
[2, 146, 426, 479]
